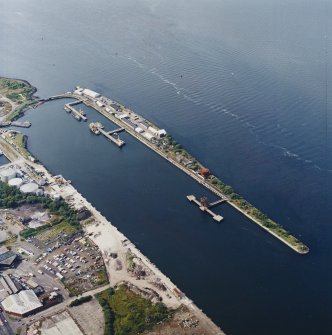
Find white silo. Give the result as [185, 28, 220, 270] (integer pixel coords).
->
[0, 168, 17, 182]
[20, 182, 39, 194]
[8, 178, 24, 188]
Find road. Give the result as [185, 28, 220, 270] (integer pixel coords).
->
[0, 312, 13, 335]
[21, 284, 111, 322]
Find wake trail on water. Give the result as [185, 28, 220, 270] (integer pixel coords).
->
[121, 54, 331, 174]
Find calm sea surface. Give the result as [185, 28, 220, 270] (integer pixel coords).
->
[1, 1, 332, 334]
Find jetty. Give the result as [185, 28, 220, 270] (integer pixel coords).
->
[64, 101, 87, 121]
[187, 195, 223, 222]
[11, 120, 31, 128]
[46, 88, 309, 254]
[90, 122, 125, 147]
[107, 127, 125, 135]
[99, 128, 125, 147]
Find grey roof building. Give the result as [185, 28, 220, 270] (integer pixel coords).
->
[0, 251, 17, 268]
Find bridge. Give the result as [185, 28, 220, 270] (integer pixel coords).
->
[208, 199, 227, 208]
[107, 127, 125, 135]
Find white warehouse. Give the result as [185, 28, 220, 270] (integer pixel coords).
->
[82, 89, 100, 99]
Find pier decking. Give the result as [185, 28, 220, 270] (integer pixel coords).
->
[107, 127, 125, 135]
[208, 199, 226, 208]
[64, 102, 87, 121]
[11, 121, 31, 128]
[187, 195, 223, 222]
[99, 128, 125, 147]
[46, 90, 309, 254]
[89, 122, 125, 148]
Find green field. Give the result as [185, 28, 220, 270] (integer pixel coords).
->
[96, 285, 171, 335]
[0, 77, 37, 121]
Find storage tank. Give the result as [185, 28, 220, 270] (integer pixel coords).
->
[0, 168, 17, 182]
[38, 178, 46, 186]
[20, 182, 39, 194]
[35, 189, 44, 196]
[52, 193, 61, 200]
[8, 178, 23, 188]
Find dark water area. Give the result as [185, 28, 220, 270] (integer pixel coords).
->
[1, 1, 332, 334]
[0, 155, 9, 166]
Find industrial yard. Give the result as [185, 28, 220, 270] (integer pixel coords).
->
[0, 129, 224, 335]
[34, 235, 108, 296]
[1, 80, 298, 335]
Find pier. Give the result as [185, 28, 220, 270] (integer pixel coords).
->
[97, 125, 125, 147]
[64, 102, 87, 121]
[46, 90, 309, 254]
[107, 127, 125, 135]
[187, 195, 223, 222]
[11, 120, 31, 128]
[208, 199, 226, 208]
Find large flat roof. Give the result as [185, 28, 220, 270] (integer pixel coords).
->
[1, 289, 42, 315]
[0, 251, 17, 266]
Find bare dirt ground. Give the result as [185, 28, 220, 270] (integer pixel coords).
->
[10, 204, 52, 228]
[69, 298, 104, 335]
[0, 208, 24, 243]
[0, 204, 52, 243]
[26, 299, 104, 335]
[147, 305, 219, 335]
[0, 99, 12, 117]
[27, 310, 83, 335]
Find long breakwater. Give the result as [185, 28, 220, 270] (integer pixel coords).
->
[42, 89, 309, 254]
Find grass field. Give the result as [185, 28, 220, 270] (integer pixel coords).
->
[96, 285, 171, 335]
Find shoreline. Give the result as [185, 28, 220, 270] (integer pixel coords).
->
[44, 90, 308, 254]
[0, 76, 39, 123]
[0, 135, 225, 334]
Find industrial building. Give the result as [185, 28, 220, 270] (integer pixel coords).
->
[148, 126, 158, 136]
[0, 274, 18, 294]
[135, 127, 144, 134]
[1, 289, 43, 317]
[82, 88, 100, 99]
[138, 121, 149, 130]
[156, 129, 167, 138]
[143, 132, 155, 141]
[110, 103, 122, 112]
[122, 118, 137, 130]
[0, 251, 18, 269]
[115, 113, 129, 120]
[0, 167, 16, 182]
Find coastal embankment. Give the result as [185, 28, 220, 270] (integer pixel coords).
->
[0, 135, 225, 335]
[42, 89, 309, 255]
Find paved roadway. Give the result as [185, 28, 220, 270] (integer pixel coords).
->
[0, 311, 14, 335]
[9, 283, 112, 333]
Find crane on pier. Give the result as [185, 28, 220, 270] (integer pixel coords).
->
[199, 196, 209, 208]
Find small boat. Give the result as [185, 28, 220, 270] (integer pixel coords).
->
[89, 122, 100, 135]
